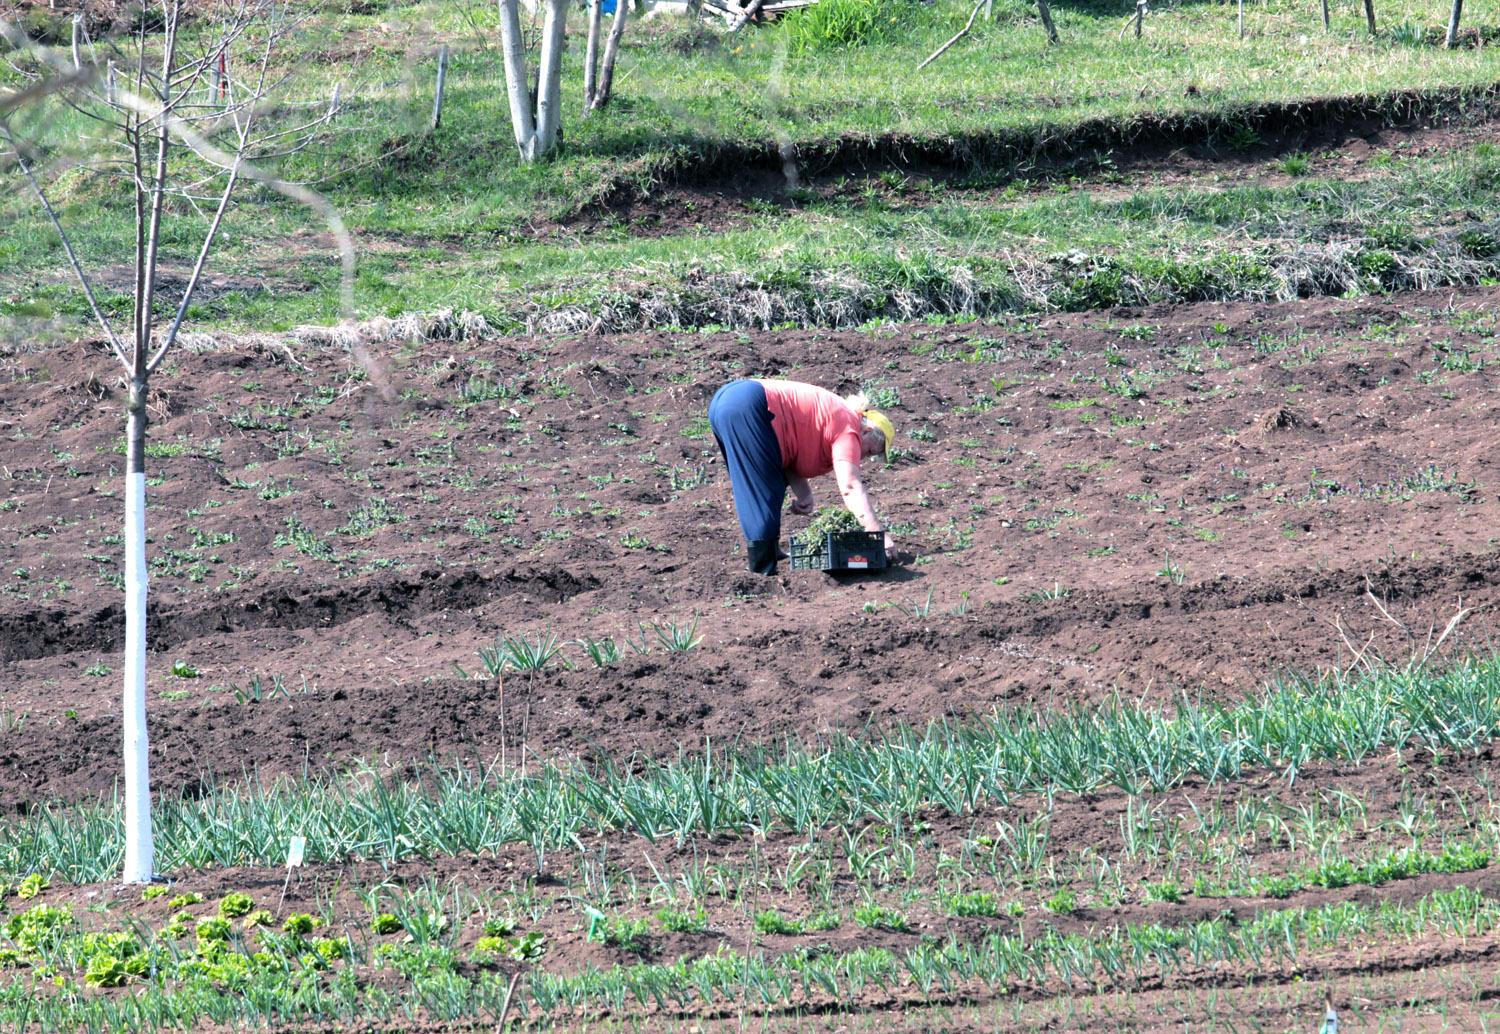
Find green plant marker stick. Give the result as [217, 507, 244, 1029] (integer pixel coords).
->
[585, 905, 607, 942]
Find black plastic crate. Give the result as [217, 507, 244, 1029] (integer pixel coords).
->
[788, 530, 888, 572]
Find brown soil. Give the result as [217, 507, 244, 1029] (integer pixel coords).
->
[6, 287, 1500, 810]
[9, 284, 1500, 1026]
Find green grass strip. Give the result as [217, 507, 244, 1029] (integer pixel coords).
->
[5, 657, 1500, 884]
[9, 0, 1500, 335]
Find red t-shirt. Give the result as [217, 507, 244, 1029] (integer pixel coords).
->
[758, 379, 862, 479]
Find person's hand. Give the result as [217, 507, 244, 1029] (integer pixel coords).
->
[790, 494, 814, 516]
[883, 532, 897, 556]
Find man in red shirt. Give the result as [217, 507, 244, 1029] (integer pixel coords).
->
[708, 378, 895, 575]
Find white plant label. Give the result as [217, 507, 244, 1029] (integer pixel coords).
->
[286, 835, 306, 868]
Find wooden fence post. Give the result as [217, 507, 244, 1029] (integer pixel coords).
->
[431, 44, 449, 131]
[1445, 0, 1463, 46]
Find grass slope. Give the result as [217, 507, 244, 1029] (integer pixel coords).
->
[3, 0, 1500, 334]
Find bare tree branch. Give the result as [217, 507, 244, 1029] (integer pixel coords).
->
[0, 66, 97, 119]
[918, 0, 986, 71]
[4, 2, 354, 373]
[728, 0, 766, 35]
[148, 158, 241, 373]
[136, 2, 183, 368]
[0, 121, 129, 368]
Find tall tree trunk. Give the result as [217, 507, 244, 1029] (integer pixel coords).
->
[121, 2, 177, 888]
[1445, 0, 1463, 46]
[497, 0, 539, 159]
[534, 0, 567, 153]
[1362, 0, 1376, 34]
[1036, 0, 1058, 43]
[121, 377, 154, 884]
[591, 0, 629, 111]
[1320, 0, 1329, 30]
[583, 0, 603, 111]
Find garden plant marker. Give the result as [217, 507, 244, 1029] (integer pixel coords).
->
[584, 905, 607, 942]
[277, 835, 306, 914]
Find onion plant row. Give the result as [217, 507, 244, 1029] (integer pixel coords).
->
[3, 886, 1492, 1031]
[8, 658, 1500, 884]
[526, 885, 1497, 1018]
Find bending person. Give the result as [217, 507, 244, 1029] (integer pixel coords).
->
[707, 378, 895, 575]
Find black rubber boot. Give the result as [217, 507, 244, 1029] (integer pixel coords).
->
[747, 539, 779, 576]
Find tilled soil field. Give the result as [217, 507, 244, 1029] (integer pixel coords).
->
[8, 285, 1500, 1028]
[4, 287, 1500, 808]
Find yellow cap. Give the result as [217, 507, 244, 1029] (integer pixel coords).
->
[864, 409, 895, 457]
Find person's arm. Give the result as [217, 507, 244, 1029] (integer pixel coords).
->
[787, 474, 814, 515]
[834, 458, 893, 550]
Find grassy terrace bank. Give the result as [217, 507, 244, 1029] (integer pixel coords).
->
[1, 657, 1500, 1027]
[4, 0, 1500, 335]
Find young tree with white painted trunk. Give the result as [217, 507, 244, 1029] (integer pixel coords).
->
[1, 0, 346, 883]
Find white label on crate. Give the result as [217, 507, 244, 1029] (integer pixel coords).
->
[847, 557, 869, 569]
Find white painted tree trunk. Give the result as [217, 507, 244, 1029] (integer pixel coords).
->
[431, 44, 450, 131]
[584, 0, 603, 112]
[497, 0, 569, 161]
[497, 0, 540, 160]
[9, 0, 343, 887]
[534, 0, 568, 155]
[121, 389, 154, 884]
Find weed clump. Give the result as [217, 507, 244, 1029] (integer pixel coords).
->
[660, 21, 721, 54]
[783, 0, 889, 54]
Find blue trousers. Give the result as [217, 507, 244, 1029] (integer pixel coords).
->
[708, 380, 787, 552]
